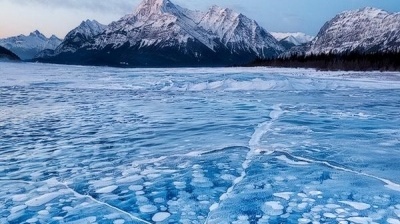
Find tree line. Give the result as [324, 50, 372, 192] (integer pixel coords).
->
[247, 51, 400, 71]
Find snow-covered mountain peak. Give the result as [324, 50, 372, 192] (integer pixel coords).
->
[196, 5, 283, 56]
[208, 5, 238, 15]
[65, 20, 106, 40]
[135, 0, 173, 19]
[357, 7, 388, 15]
[310, 7, 400, 54]
[199, 6, 245, 38]
[52, 20, 106, 54]
[336, 7, 390, 21]
[80, 20, 105, 32]
[49, 35, 60, 40]
[205, 5, 241, 21]
[29, 30, 47, 39]
[271, 32, 315, 46]
[97, 0, 215, 50]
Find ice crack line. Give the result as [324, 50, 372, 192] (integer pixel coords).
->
[56, 180, 152, 224]
[204, 104, 284, 224]
[280, 152, 400, 192]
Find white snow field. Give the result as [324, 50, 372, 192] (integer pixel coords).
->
[1, 62, 400, 223]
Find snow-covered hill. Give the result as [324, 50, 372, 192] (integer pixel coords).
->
[310, 7, 400, 54]
[0, 31, 62, 60]
[39, 0, 283, 67]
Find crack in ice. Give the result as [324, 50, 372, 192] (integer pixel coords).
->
[278, 152, 400, 192]
[56, 180, 153, 224]
[204, 104, 283, 223]
[204, 103, 400, 223]
[0, 178, 152, 223]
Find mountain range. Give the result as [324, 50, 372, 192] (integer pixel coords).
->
[0, 31, 62, 60]
[0, 0, 399, 67]
[36, 0, 284, 67]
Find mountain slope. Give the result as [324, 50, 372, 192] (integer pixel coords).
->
[310, 7, 400, 54]
[0, 31, 62, 60]
[0, 46, 20, 61]
[38, 0, 283, 67]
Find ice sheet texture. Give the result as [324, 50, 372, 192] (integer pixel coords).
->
[1, 62, 400, 223]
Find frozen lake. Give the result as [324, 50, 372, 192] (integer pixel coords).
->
[1, 62, 400, 224]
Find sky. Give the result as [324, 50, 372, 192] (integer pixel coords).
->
[1, 0, 400, 39]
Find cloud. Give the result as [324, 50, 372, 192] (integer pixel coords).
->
[5, 0, 140, 14]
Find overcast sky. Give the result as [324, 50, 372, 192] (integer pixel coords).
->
[1, 0, 400, 39]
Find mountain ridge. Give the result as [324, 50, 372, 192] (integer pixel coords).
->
[309, 7, 400, 54]
[36, 0, 284, 67]
[16, 3, 400, 68]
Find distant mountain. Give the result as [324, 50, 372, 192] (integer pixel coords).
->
[37, 0, 284, 67]
[0, 31, 62, 60]
[310, 7, 400, 54]
[251, 7, 400, 71]
[0, 46, 20, 61]
[38, 20, 106, 59]
[271, 32, 314, 45]
[270, 32, 314, 51]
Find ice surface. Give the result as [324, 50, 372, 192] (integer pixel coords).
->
[1, 62, 400, 223]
